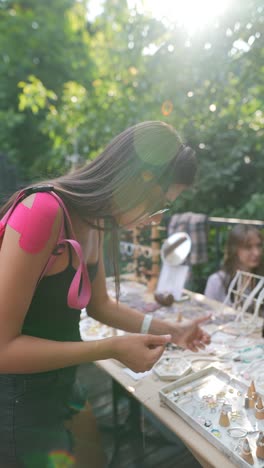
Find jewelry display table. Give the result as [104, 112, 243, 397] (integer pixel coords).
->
[81, 278, 264, 468]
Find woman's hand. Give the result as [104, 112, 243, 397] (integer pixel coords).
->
[111, 334, 171, 372]
[171, 315, 211, 352]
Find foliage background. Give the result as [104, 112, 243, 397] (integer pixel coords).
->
[0, 0, 263, 288]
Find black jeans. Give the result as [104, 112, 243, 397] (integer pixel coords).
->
[0, 367, 83, 467]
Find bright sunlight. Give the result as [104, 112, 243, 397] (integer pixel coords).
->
[129, 0, 234, 34]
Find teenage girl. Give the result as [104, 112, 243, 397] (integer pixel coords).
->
[0, 121, 210, 467]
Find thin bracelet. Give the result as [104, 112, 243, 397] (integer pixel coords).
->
[140, 314, 153, 334]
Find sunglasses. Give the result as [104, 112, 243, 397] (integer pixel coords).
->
[148, 201, 172, 218]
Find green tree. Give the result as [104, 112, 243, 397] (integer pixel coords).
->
[2, 0, 263, 221]
[0, 0, 92, 176]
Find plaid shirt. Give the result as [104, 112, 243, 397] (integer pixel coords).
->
[168, 212, 208, 265]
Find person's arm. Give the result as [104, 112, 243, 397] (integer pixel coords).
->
[0, 197, 170, 374]
[87, 244, 210, 352]
[0, 332, 171, 374]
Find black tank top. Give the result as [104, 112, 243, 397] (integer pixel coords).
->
[22, 252, 98, 342]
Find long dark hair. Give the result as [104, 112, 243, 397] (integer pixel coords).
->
[222, 224, 264, 291]
[1, 121, 197, 297]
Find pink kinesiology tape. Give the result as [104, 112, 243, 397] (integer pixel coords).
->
[7, 193, 60, 254]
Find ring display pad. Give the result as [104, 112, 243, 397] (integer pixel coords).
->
[153, 355, 192, 381]
[159, 367, 264, 467]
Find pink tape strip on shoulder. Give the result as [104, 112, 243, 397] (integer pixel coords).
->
[7, 193, 60, 254]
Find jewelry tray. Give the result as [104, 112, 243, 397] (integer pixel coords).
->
[159, 366, 264, 467]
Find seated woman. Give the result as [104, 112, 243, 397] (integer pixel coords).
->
[204, 224, 263, 303]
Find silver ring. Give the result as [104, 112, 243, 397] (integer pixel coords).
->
[227, 427, 247, 438]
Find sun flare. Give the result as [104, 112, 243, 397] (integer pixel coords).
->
[130, 0, 233, 34]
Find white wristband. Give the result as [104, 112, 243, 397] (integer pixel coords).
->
[140, 314, 153, 334]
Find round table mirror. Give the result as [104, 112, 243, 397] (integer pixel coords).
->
[161, 232, 191, 266]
